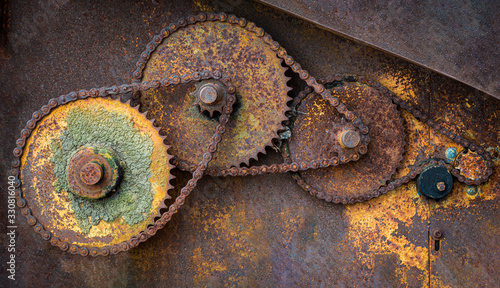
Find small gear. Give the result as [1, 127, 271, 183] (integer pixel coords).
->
[17, 97, 173, 254]
[286, 77, 406, 203]
[190, 79, 229, 117]
[454, 149, 489, 183]
[136, 14, 291, 170]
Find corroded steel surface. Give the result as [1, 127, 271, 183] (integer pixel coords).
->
[1, 0, 500, 287]
[18, 97, 174, 254]
[138, 17, 292, 169]
[255, 0, 500, 99]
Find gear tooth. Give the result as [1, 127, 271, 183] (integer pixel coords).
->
[130, 100, 141, 108]
[241, 157, 251, 167]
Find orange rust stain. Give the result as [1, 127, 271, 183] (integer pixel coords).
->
[345, 183, 430, 287]
[188, 200, 272, 286]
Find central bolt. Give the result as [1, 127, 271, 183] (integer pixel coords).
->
[80, 162, 103, 185]
[67, 146, 121, 199]
[436, 181, 446, 192]
[340, 130, 361, 149]
[199, 84, 221, 105]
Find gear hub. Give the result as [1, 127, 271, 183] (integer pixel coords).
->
[67, 146, 121, 199]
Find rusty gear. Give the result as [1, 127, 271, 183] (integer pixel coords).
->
[454, 149, 490, 184]
[10, 13, 495, 257]
[12, 70, 238, 256]
[16, 96, 174, 255]
[135, 13, 292, 170]
[286, 76, 406, 203]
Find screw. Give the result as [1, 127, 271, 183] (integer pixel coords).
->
[445, 147, 457, 162]
[340, 130, 361, 149]
[466, 186, 478, 196]
[432, 228, 444, 240]
[436, 181, 446, 192]
[80, 162, 103, 185]
[199, 84, 222, 105]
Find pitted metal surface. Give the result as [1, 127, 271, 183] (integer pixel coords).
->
[2, 1, 500, 287]
[12, 14, 495, 256]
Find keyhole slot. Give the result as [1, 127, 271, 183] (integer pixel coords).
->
[434, 239, 440, 251]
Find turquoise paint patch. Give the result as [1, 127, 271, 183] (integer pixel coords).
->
[445, 147, 457, 162]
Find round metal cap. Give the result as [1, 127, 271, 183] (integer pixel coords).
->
[199, 84, 221, 105]
[340, 130, 361, 148]
[80, 162, 103, 185]
[417, 164, 453, 199]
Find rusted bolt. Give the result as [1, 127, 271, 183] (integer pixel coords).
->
[436, 181, 446, 192]
[340, 130, 361, 149]
[445, 147, 457, 162]
[417, 164, 453, 199]
[80, 162, 103, 185]
[432, 228, 444, 240]
[67, 146, 121, 199]
[198, 83, 222, 105]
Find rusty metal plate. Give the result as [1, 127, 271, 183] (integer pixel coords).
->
[1, 0, 499, 287]
[255, 0, 500, 99]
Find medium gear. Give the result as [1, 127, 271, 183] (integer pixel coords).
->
[136, 14, 292, 170]
[286, 77, 406, 203]
[17, 97, 174, 255]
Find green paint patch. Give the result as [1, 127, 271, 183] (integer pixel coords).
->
[50, 105, 154, 234]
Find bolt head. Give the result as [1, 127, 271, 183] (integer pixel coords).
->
[340, 130, 361, 149]
[67, 146, 121, 199]
[199, 84, 220, 105]
[432, 228, 444, 240]
[445, 147, 457, 162]
[80, 162, 103, 185]
[436, 181, 446, 192]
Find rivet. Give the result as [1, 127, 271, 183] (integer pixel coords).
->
[445, 147, 457, 162]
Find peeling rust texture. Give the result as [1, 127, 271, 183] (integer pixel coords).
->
[1, 0, 499, 287]
[140, 19, 291, 170]
[255, 0, 500, 99]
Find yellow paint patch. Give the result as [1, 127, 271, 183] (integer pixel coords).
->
[345, 184, 429, 287]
